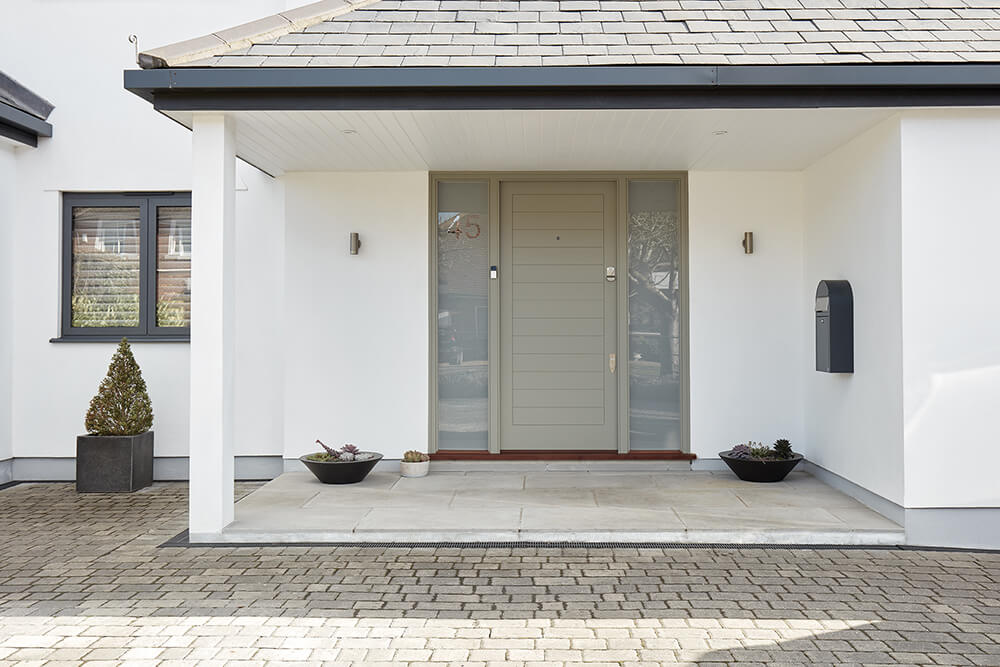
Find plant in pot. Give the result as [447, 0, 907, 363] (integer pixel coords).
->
[77, 338, 154, 493]
[720, 438, 802, 483]
[300, 440, 382, 484]
[400, 450, 430, 478]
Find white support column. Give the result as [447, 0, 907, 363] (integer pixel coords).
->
[189, 114, 236, 541]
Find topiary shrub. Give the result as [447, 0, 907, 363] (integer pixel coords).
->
[84, 338, 153, 436]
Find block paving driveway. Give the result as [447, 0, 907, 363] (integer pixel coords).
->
[0, 482, 999, 666]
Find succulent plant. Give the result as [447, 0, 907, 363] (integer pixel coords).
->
[307, 441, 378, 463]
[403, 450, 430, 463]
[773, 438, 794, 460]
[728, 444, 752, 459]
[749, 443, 776, 459]
[316, 439, 339, 458]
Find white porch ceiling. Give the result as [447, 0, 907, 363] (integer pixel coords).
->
[167, 108, 898, 176]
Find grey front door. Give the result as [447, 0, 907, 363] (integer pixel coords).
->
[499, 181, 618, 450]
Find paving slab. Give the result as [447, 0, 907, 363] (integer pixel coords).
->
[519, 506, 684, 531]
[219, 468, 905, 544]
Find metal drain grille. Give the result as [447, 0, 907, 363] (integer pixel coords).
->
[160, 531, 905, 551]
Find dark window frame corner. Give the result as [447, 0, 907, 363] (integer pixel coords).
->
[59, 191, 192, 343]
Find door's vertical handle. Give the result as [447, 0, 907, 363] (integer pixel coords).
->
[609, 353, 616, 374]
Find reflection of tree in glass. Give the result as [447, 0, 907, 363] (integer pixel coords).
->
[437, 213, 486, 290]
[72, 253, 141, 328]
[156, 299, 190, 328]
[628, 210, 680, 379]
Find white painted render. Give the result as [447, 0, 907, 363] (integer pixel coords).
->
[803, 117, 905, 506]
[163, 108, 897, 177]
[189, 114, 237, 538]
[282, 172, 430, 462]
[0, 144, 14, 465]
[688, 172, 806, 461]
[900, 110, 1000, 509]
[1, 1, 287, 460]
[2, 1, 998, 547]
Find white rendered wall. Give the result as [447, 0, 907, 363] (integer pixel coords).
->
[1, 1, 286, 460]
[900, 110, 1000, 509]
[0, 144, 15, 464]
[803, 118, 904, 505]
[282, 173, 430, 461]
[688, 172, 805, 460]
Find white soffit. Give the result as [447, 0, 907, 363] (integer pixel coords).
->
[167, 108, 898, 176]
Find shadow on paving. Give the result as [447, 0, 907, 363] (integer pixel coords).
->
[1, 483, 999, 645]
[692, 622, 971, 665]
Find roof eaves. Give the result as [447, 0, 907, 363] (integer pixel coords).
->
[137, 0, 381, 69]
[0, 99, 54, 147]
[0, 71, 54, 121]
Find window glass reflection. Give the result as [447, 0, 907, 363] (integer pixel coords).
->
[71, 207, 141, 328]
[628, 181, 683, 450]
[156, 206, 192, 328]
[437, 182, 489, 450]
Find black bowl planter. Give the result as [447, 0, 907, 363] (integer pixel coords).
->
[77, 432, 154, 493]
[719, 452, 803, 483]
[300, 453, 383, 484]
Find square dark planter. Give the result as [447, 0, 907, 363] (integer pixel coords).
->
[76, 432, 154, 493]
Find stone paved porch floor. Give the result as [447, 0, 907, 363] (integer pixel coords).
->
[223, 468, 903, 545]
[0, 482, 998, 665]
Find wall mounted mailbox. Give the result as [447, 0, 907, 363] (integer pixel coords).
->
[816, 280, 853, 373]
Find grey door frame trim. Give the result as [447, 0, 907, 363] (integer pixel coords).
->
[429, 171, 690, 455]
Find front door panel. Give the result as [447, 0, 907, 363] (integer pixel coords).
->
[500, 181, 617, 450]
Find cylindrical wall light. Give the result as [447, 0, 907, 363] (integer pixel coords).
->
[742, 231, 754, 254]
[350, 232, 362, 255]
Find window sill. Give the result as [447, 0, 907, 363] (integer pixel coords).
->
[50, 336, 190, 343]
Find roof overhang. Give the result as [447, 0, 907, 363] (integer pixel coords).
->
[125, 64, 1000, 111]
[0, 100, 53, 147]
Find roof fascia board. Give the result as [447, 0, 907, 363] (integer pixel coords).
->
[123, 64, 1000, 111]
[126, 64, 1000, 91]
[717, 64, 1000, 87]
[0, 100, 53, 147]
[0, 122, 37, 147]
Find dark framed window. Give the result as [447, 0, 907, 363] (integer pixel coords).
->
[60, 193, 192, 341]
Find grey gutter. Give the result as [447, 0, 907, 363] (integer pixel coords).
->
[0, 100, 53, 147]
[124, 64, 1000, 111]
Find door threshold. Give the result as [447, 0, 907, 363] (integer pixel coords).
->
[431, 450, 696, 461]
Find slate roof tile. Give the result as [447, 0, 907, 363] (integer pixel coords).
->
[144, 0, 1000, 67]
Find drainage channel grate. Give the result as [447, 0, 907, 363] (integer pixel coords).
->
[160, 531, 909, 551]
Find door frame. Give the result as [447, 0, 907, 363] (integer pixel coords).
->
[429, 172, 689, 456]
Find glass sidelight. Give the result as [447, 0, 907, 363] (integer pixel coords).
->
[627, 180, 684, 450]
[436, 181, 490, 450]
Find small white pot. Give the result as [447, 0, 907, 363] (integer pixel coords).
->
[399, 460, 430, 478]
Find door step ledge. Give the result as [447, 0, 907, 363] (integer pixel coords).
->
[429, 460, 694, 472]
